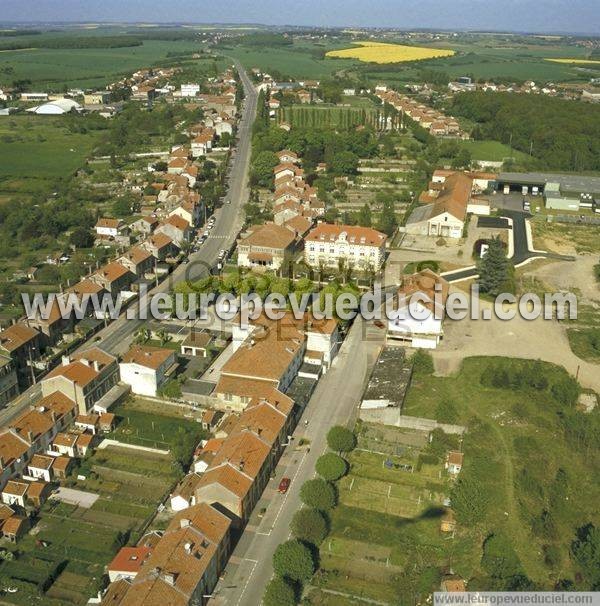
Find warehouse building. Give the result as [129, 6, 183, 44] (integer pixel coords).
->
[497, 172, 600, 211]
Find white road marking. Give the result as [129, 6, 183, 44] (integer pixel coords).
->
[254, 449, 309, 537]
[235, 558, 259, 606]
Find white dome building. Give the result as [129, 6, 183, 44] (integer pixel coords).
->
[27, 98, 83, 115]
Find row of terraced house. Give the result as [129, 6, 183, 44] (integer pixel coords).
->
[98, 312, 341, 606]
[0, 68, 241, 407]
[237, 148, 388, 274]
[375, 86, 465, 138]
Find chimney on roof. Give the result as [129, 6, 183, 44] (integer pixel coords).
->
[61, 355, 71, 367]
[26, 431, 33, 443]
[93, 360, 100, 372]
[180, 518, 191, 528]
[0, 456, 4, 470]
[184, 542, 193, 554]
[162, 572, 177, 586]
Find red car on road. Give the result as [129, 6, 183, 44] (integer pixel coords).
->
[278, 477, 291, 494]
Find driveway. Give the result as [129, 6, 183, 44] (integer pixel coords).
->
[51, 487, 99, 509]
[442, 211, 575, 283]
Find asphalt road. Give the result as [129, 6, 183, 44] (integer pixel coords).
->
[1, 62, 257, 426]
[443, 210, 574, 283]
[208, 318, 384, 606]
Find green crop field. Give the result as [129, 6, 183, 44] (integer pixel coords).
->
[0, 40, 203, 89]
[219, 40, 358, 79]
[309, 424, 453, 605]
[0, 115, 99, 196]
[220, 35, 600, 84]
[0, 444, 181, 606]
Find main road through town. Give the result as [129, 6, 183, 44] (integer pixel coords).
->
[208, 318, 384, 606]
[0, 61, 258, 427]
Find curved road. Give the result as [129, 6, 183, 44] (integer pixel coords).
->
[442, 210, 575, 283]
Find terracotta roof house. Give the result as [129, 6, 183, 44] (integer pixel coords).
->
[119, 246, 154, 278]
[155, 215, 193, 246]
[96, 218, 124, 239]
[180, 331, 212, 357]
[25, 480, 50, 508]
[0, 389, 76, 488]
[406, 171, 489, 239]
[170, 472, 203, 512]
[108, 546, 153, 582]
[237, 222, 297, 272]
[131, 216, 159, 236]
[51, 456, 72, 479]
[1, 480, 29, 508]
[67, 280, 106, 308]
[99, 413, 116, 433]
[113, 503, 231, 606]
[51, 432, 78, 457]
[445, 451, 464, 475]
[304, 223, 387, 270]
[26, 454, 55, 482]
[387, 269, 450, 350]
[142, 233, 177, 261]
[41, 348, 119, 414]
[276, 150, 299, 164]
[27, 295, 75, 345]
[0, 324, 44, 387]
[1, 514, 28, 542]
[75, 413, 100, 434]
[283, 215, 313, 238]
[220, 316, 304, 392]
[90, 261, 135, 297]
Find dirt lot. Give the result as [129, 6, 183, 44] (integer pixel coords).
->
[434, 293, 600, 394]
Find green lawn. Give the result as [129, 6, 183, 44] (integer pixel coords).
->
[456, 139, 532, 163]
[106, 398, 207, 450]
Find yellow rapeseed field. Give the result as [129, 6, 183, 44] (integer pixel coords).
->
[546, 58, 600, 65]
[326, 41, 455, 64]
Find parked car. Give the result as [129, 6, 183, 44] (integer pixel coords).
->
[278, 477, 291, 494]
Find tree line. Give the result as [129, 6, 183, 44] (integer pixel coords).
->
[0, 35, 143, 51]
[451, 91, 600, 171]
